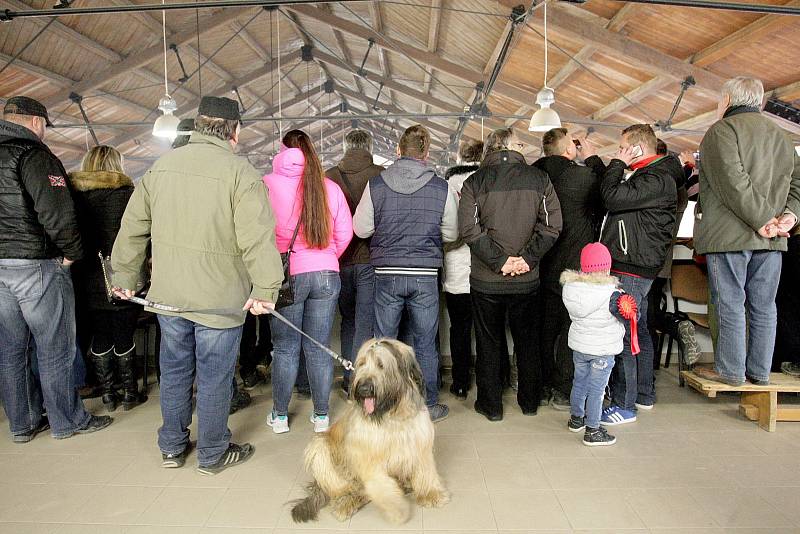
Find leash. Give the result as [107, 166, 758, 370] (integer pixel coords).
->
[100, 253, 353, 371]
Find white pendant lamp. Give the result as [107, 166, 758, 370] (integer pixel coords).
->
[153, 1, 179, 140]
[529, 2, 562, 132]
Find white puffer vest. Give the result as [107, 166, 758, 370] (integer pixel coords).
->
[560, 270, 626, 356]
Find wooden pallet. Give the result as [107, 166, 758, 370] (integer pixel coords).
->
[681, 369, 800, 432]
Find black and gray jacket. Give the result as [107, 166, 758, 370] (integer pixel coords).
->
[0, 120, 83, 260]
[598, 156, 678, 278]
[458, 150, 562, 294]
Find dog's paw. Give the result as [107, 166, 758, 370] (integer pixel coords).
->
[416, 489, 450, 508]
[382, 503, 411, 525]
[330, 506, 352, 522]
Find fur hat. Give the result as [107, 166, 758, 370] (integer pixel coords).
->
[580, 242, 611, 273]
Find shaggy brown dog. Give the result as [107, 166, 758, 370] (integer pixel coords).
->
[291, 338, 449, 524]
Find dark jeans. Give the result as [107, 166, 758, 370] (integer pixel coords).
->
[774, 236, 800, 368]
[89, 307, 140, 353]
[610, 274, 654, 411]
[239, 313, 272, 379]
[647, 277, 667, 366]
[157, 315, 243, 466]
[374, 274, 441, 406]
[472, 289, 541, 414]
[707, 251, 781, 383]
[0, 259, 91, 438]
[271, 270, 341, 416]
[539, 280, 572, 396]
[339, 264, 375, 384]
[445, 292, 473, 390]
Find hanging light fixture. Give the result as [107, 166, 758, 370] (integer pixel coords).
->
[529, 1, 561, 132]
[153, 0, 179, 140]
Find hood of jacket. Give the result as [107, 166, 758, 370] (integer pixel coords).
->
[560, 270, 620, 319]
[381, 157, 436, 194]
[337, 148, 375, 174]
[272, 145, 305, 179]
[69, 170, 134, 192]
[0, 119, 42, 145]
[481, 149, 526, 168]
[533, 154, 573, 179]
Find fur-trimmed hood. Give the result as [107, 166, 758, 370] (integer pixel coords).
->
[445, 164, 479, 179]
[69, 170, 134, 192]
[559, 269, 619, 286]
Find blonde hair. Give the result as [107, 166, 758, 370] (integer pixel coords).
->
[81, 145, 125, 173]
[398, 125, 431, 159]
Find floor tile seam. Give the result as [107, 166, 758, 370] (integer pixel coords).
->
[621, 485, 723, 530]
[128, 484, 169, 526]
[685, 486, 799, 527]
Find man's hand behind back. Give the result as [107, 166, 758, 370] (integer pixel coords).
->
[244, 298, 275, 315]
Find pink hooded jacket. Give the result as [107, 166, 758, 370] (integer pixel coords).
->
[263, 146, 353, 276]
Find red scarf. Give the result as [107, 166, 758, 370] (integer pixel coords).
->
[629, 154, 664, 171]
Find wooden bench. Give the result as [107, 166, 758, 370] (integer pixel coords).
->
[681, 369, 800, 431]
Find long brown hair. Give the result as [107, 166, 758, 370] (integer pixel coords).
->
[81, 145, 125, 173]
[282, 129, 331, 249]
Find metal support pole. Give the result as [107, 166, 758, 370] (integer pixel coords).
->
[68, 92, 99, 146]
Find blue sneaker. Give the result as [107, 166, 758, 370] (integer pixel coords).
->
[601, 405, 637, 426]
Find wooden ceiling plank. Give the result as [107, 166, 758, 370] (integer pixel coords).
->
[422, 0, 443, 114]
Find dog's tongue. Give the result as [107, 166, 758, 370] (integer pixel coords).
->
[363, 397, 376, 414]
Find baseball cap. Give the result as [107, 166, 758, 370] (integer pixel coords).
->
[3, 96, 53, 127]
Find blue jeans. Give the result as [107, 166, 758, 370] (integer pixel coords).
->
[707, 251, 781, 383]
[0, 259, 91, 438]
[610, 274, 654, 411]
[157, 315, 243, 466]
[271, 270, 341, 416]
[338, 264, 375, 384]
[374, 274, 440, 406]
[570, 351, 615, 429]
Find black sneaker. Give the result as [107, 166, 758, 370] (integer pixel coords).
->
[539, 386, 552, 407]
[583, 426, 616, 447]
[230, 389, 252, 415]
[567, 415, 585, 433]
[162, 442, 194, 468]
[13, 417, 50, 443]
[746, 375, 770, 386]
[241, 371, 264, 390]
[550, 390, 571, 411]
[197, 443, 255, 475]
[54, 415, 113, 439]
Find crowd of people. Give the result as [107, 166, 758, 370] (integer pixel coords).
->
[1, 75, 799, 471]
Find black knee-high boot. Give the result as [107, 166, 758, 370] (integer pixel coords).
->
[91, 346, 117, 412]
[116, 345, 140, 411]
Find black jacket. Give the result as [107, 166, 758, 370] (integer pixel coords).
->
[68, 170, 135, 311]
[598, 156, 678, 278]
[532, 155, 603, 284]
[458, 150, 562, 294]
[0, 120, 83, 260]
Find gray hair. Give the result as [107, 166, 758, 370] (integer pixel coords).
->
[722, 77, 764, 109]
[344, 129, 372, 152]
[482, 127, 514, 160]
[194, 114, 239, 141]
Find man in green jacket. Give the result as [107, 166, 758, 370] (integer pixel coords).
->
[694, 77, 800, 387]
[112, 96, 283, 474]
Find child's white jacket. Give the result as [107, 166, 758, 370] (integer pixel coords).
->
[560, 270, 625, 357]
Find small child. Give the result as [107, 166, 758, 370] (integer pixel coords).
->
[560, 243, 638, 447]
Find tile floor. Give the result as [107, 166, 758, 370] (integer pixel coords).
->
[1, 367, 799, 534]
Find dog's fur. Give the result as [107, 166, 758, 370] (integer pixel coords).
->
[291, 338, 449, 524]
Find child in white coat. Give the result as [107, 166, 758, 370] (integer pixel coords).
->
[561, 242, 638, 446]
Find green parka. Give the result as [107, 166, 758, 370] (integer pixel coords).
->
[695, 107, 800, 254]
[111, 133, 283, 328]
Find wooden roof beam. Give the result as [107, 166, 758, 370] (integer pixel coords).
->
[40, 6, 246, 110]
[367, 1, 399, 109]
[422, 0, 443, 115]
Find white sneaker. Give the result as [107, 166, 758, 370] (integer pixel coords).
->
[635, 402, 654, 411]
[310, 413, 330, 433]
[267, 411, 289, 434]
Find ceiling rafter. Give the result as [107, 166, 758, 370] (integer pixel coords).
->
[367, 1, 399, 110]
[39, 5, 245, 110]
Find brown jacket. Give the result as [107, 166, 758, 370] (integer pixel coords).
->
[326, 148, 384, 265]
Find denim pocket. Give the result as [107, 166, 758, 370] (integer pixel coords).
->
[318, 270, 341, 298]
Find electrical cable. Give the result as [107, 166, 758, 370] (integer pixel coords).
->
[523, 20, 659, 125]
